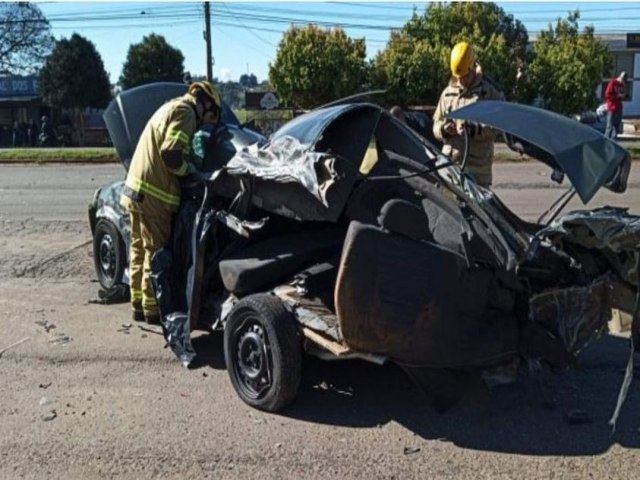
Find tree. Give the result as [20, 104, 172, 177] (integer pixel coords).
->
[239, 73, 258, 89]
[269, 25, 367, 109]
[527, 11, 611, 115]
[39, 33, 111, 109]
[370, 2, 529, 105]
[0, 2, 54, 74]
[39, 33, 111, 145]
[216, 80, 245, 109]
[119, 34, 185, 89]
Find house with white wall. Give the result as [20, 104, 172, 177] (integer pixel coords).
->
[604, 33, 640, 118]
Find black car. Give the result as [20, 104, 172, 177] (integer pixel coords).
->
[89, 82, 266, 290]
[90, 91, 637, 416]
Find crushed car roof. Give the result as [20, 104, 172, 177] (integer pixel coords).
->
[446, 101, 630, 203]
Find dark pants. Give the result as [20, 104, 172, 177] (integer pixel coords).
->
[605, 110, 623, 139]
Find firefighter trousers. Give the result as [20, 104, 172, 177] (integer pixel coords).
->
[126, 199, 172, 318]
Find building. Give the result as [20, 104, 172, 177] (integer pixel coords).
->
[604, 33, 640, 118]
[0, 75, 44, 147]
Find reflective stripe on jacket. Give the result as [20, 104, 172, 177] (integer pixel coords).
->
[432, 67, 505, 185]
[122, 93, 197, 211]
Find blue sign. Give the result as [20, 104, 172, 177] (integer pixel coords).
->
[0, 76, 39, 97]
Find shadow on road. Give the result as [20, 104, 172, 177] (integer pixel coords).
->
[279, 334, 640, 456]
[188, 328, 640, 456]
[190, 331, 226, 370]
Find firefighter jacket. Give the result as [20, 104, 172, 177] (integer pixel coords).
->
[432, 67, 505, 186]
[121, 93, 197, 212]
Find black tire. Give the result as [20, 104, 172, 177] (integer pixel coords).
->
[93, 219, 126, 290]
[224, 294, 302, 412]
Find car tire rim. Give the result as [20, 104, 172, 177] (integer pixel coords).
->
[98, 233, 115, 279]
[232, 318, 273, 400]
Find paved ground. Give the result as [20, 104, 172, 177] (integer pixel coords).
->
[1, 163, 640, 479]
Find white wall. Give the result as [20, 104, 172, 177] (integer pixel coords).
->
[623, 52, 640, 117]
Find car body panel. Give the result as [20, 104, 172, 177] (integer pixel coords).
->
[211, 104, 434, 222]
[103, 82, 264, 170]
[446, 100, 629, 203]
[91, 82, 266, 285]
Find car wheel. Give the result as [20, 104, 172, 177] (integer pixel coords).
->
[224, 294, 302, 412]
[93, 219, 126, 290]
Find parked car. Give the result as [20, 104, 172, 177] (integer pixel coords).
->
[573, 103, 607, 134]
[90, 92, 637, 414]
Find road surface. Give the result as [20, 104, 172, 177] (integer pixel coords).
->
[1, 163, 640, 479]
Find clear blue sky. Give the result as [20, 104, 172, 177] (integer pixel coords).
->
[36, 1, 638, 85]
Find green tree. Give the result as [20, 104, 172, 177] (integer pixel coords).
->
[216, 80, 245, 109]
[371, 2, 529, 105]
[269, 25, 367, 109]
[0, 2, 54, 74]
[39, 33, 111, 109]
[527, 11, 611, 115]
[39, 33, 111, 145]
[119, 34, 184, 89]
[239, 73, 258, 89]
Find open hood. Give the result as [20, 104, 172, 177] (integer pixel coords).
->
[446, 101, 630, 203]
[103, 82, 263, 170]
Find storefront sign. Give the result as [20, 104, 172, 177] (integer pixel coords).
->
[246, 91, 281, 110]
[627, 33, 640, 49]
[0, 76, 39, 97]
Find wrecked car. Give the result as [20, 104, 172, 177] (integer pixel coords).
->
[91, 90, 638, 414]
[89, 82, 266, 290]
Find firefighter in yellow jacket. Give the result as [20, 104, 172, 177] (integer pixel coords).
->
[121, 81, 221, 324]
[432, 42, 505, 187]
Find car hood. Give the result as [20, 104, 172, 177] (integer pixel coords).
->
[103, 82, 264, 170]
[446, 101, 630, 203]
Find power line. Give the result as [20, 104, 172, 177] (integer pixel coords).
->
[28, 3, 637, 39]
[219, 2, 277, 47]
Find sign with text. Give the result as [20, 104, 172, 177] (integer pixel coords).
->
[0, 76, 39, 97]
[245, 91, 281, 110]
[627, 33, 640, 49]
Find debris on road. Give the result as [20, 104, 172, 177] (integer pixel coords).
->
[117, 323, 132, 334]
[88, 284, 129, 305]
[0, 337, 30, 359]
[403, 446, 421, 455]
[39, 382, 52, 389]
[35, 320, 56, 332]
[137, 324, 163, 336]
[49, 334, 71, 346]
[42, 410, 57, 422]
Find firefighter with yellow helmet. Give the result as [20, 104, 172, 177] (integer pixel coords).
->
[120, 81, 221, 324]
[432, 41, 505, 187]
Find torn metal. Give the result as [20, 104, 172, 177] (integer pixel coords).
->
[528, 278, 610, 354]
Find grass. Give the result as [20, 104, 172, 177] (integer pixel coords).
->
[0, 147, 118, 164]
[495, 142, 640, 162]
[1, 142, 639, 164]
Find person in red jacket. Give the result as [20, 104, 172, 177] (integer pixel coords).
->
[604, 71, 627, 139]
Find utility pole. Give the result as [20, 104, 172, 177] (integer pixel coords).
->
[204, 1, 212, 82]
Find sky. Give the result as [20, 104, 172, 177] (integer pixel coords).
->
[35, 1, 639, 85]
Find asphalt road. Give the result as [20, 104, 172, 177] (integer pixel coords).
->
[1, 162, 640, 479]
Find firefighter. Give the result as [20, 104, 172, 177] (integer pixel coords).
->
[432, 41, 505, 187]
[120, 81, 221, 324]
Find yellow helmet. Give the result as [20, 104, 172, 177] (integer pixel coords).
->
[450, 41, 475, 78]
[188, 81, 221, 108]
